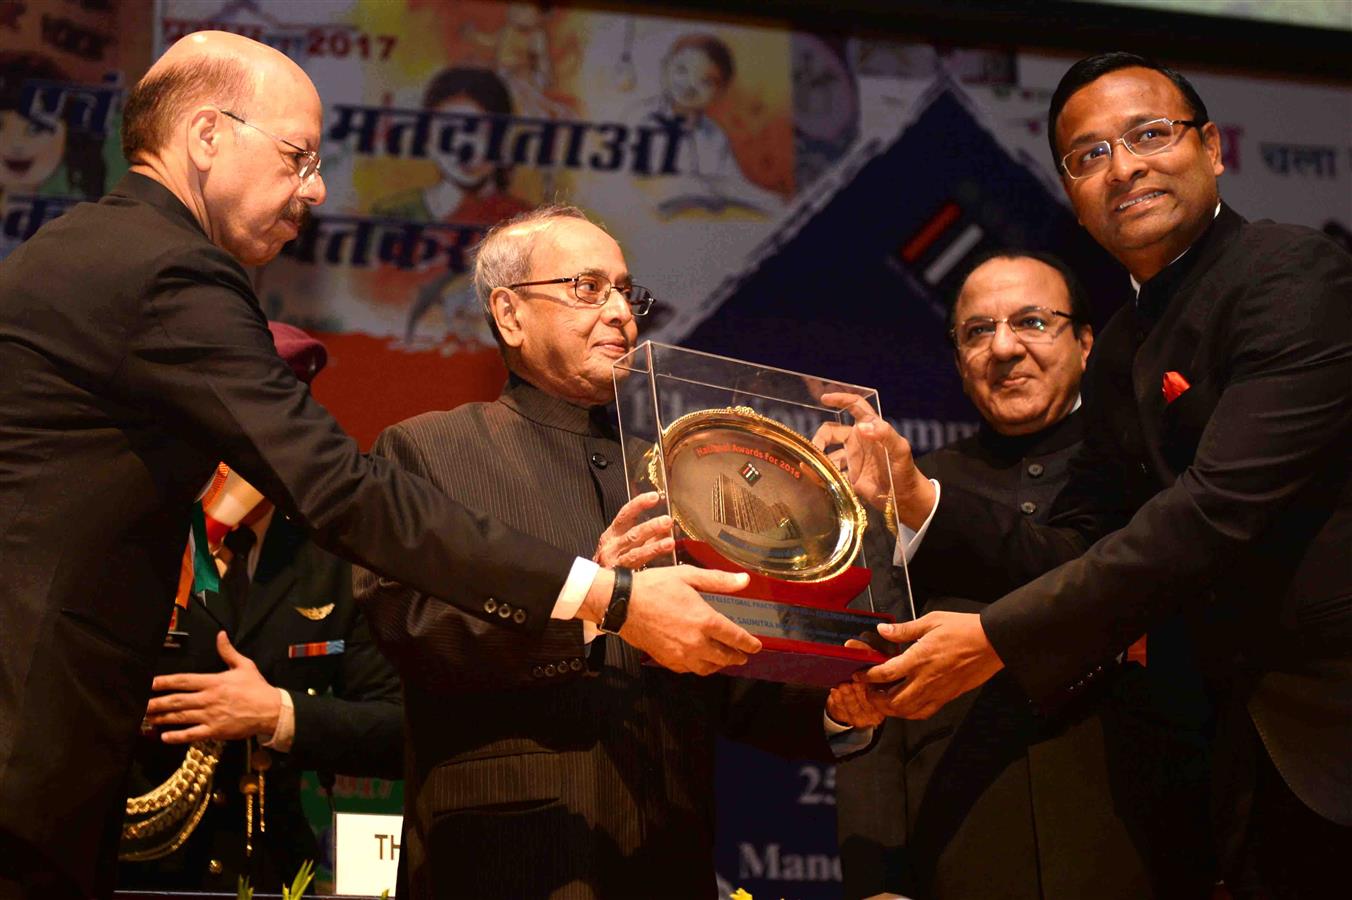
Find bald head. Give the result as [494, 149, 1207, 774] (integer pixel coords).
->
[123, 31, 318, 163]
[121, 30, 327, 267]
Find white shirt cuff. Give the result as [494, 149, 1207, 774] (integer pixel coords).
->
[892, 479, 941, 567]
[553, 557, 602, 644]
[823, 709, 853, 735]
[823, 708, 876, 757]
[262, 687, 294, 752]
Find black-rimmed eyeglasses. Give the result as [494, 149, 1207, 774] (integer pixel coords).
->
[1061, 117, 1204, 180]
[219, 109, 323, 186]
[507, 273, 655, 316]
[950, 307, 1075, 352]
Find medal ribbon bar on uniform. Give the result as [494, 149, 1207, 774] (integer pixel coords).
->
[287, 639, 345, 658]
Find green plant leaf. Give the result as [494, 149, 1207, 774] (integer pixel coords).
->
[281, 859, 315, 900]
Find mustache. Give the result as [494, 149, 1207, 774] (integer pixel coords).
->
[283, 203, 312, 229]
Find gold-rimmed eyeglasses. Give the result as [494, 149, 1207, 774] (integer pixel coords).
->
[507, 272, 656, 316]
[219, 109, 323, 186]
[1060, 117, 1203, 180]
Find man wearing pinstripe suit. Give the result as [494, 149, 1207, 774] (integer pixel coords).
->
[355, 205, 876, 899]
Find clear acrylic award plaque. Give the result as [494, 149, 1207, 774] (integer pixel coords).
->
[614, 341, 913, 686]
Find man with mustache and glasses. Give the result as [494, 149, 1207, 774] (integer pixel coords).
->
[354, 204, 881, 900]
[834, 252, 1210, 899]
[824, 53, 1352, 897]
[0, 32, 760, 900]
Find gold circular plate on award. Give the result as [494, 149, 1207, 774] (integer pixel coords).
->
[651, 407, 866, 581]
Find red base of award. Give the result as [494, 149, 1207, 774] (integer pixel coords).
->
[672, 540, 892, 686]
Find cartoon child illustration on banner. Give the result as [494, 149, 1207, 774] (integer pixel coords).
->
[0, 51, 116, 259]
[372, 67, 533, 347]
[630, 33, 786, 217]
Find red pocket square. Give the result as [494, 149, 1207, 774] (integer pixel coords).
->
[1162, 371, 1190, 404]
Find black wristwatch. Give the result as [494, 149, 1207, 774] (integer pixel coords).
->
[598, 567, 633, 635]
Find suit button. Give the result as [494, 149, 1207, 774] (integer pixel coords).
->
[1027, 463, 1044, 477]
[1020, 501, 1037, 515]
[590, 452, 608, 469]
[570, 658, 583, 671]
[212, 790, 227, 806]
[484, 598, 498, 614]
[497, 604, 512, 619]
[544, 664, 557, 677]
[532, 665, 544, 678]
[306, 688, 318, 696]
[208, 860, 224, 876]
[513, 609, 527, 624]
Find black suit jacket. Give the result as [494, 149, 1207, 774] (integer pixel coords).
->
[921, 206, 1352, 831]
[355, 379, 836, 900]
[119, 516, 401, 891]
[0, 174, 575, 897]
[838, 414, 1196, 900]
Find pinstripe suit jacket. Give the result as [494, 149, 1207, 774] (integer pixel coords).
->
[355, 377, 834, 900]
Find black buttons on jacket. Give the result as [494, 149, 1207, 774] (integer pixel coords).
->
[484, 597, 524, 624]
[1027, 463, 1044, 478]
[1020, 501, 1037, 515]
[590, 452, 609, 469]
[532, 658, 584, 678]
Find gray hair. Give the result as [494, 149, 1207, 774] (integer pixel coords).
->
[471, 203, 596, 349]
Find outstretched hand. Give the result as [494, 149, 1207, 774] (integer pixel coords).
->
[852, 612, 1004, 719]
[581, 565, 762, 676]
[811, 392, 935, 527]
[145, 631, 282, 744]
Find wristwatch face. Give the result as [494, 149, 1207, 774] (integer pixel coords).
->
[651, 407, 865, 581]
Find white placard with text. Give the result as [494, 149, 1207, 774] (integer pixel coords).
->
[334, 812, 403, 897]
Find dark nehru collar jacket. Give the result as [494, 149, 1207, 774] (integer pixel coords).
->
[356, 376, 839, 900]
[921, 204, 1352, 827]
[0, 173, 574, 896]
[906, 412, 1084, 604]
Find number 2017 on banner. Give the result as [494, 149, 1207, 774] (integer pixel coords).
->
[275, 30, 398, 61]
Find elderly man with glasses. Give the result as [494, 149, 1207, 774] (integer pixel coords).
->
[0, 32, 760, 899]
[833, 251, 1211, 898]
[825, 51, 1352, 897]
[353, 203, 879, 900]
